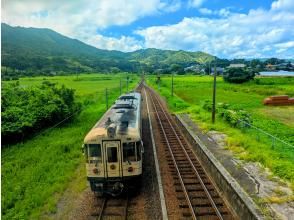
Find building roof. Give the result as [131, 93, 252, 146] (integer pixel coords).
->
[229, 64, 246, 68]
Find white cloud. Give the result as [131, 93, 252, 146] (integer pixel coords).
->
[1, 0, 180, 51]
[2, 0, 183, 32]
[271, 0, 294, 11]
[136, 0, 294, 58]
[86, 35, 143, 52]
[188, 0, 206, 8]
[161, 0, 182, 13]
[198, 8, 231, 17]
[198, 8, 213, 15]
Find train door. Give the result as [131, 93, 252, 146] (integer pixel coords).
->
[104, 141, 122, 178]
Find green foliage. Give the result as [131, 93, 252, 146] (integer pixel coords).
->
[170, 64, 183, 74]
[201, 100, 212, 111]
[201, 99, 252, 127]
[223, 67, 255, 83]
[1, 81, 81, 144]
[219, 109, 252, 127]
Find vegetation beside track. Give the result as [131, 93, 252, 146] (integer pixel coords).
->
[147, 75, 294, 188]
[2, 81, 81, 144]
[1, 73, 139, 219]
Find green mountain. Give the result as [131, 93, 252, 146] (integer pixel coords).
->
[129, 48, 213, 65]
[1, 23, 215, 78]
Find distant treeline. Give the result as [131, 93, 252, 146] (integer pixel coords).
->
[2, 57, 293, 81]
[1, 81, 81, 145]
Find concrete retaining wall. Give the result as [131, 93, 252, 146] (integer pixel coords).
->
[175, 114, 264, 220]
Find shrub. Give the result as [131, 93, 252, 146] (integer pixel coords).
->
[223, 68, 255, 83]
[201, 99, 252, 127]
[219, 108, 252, 127]
[202, 100, 212, 111]
[1, 81, 81, 144]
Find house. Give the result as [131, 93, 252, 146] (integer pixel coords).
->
[228, 64, 246, 68]
[265, 64, 277, 70]
[210, 67, 224, 75]
[184, 65, 203, 73]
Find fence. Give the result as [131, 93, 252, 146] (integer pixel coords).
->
[237, 119, 294, 151]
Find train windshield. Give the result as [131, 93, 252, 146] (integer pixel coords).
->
[88, 144, 101, 160]
[123, 142, 136, 162]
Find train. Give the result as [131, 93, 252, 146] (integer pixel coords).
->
[83, 92, 143, 196]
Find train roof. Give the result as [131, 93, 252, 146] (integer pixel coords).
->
[84, 92, 141, 143]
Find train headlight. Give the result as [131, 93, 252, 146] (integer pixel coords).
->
[128, 167, 134, 172]
[93, 168, 99, 174]
[110, 164, 116, 170]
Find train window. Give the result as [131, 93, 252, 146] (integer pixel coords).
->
[107, 147, 118, 163]
[88, 144, 101, 158]
[136, 141, 142, 161]
[123, 142, 136, 162]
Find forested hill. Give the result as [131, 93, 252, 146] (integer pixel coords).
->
[1, 23, 214, 78]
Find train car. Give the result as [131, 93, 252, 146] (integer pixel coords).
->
[83, 92, 143, 196]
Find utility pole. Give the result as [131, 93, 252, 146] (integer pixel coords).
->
[171, 73, 174, 97]
[120, 78, 122, 95]
[212, 61, 217, 123]
[126, 75, 129, 92]
[105, 88, 108, 110]
[157, 73, 161, 91]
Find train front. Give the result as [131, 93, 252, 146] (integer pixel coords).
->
[83, 92, 143, 196]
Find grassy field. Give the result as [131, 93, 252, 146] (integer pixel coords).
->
[1, 73, 139, 219]
[147, 75, 294, 187]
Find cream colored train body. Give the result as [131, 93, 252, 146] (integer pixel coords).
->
[83, 92, 143, 195]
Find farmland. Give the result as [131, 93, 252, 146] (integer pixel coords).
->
[147, 75, 294, 187]
[1, 73, 139, 219]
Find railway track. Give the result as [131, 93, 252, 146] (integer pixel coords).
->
[95, 195, 129, 220]
[146, 86, 235, 220]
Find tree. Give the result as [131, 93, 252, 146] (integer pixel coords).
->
[265, 58, 284, 65]
[223, 68, 255, 83]
[170, 64, 183, 74]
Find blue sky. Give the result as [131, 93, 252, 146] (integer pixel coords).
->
[2, 0, 294, 58]
[102, 0, 274, 37]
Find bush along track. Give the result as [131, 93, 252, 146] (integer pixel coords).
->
[1, 81, 81, 145]
[147, 75, 294, 188]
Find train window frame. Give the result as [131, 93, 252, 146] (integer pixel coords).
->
[123, 142, 137, 162]
[87, 144, 102, 162]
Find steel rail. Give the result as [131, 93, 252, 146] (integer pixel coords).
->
[97, 196, 129, 220]
[148, 87, 224, 220]
[148, 88, 197, 220]
[123, 195, 129, 220]
[97, 197, 107, 220]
